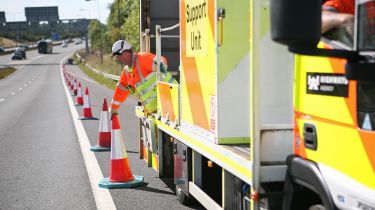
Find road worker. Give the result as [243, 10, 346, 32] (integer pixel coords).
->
[109, 40, 177, 117]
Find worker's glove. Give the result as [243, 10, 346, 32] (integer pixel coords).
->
[109, 108, 119, 119]
[159, 62, 168, 73]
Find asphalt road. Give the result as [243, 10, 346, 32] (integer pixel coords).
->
[0, 44, 203, 209]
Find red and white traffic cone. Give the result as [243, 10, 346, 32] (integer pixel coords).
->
[91, 98, 111, 152]
[73, 79, 77, 96]
[99, 115, 144, 189]
[75, 82, 84, 106]
[79, 87, 98, 120]
[65, 73, 69, 83]
[69, 76, 74, 91]
[67, 75, 71, 87]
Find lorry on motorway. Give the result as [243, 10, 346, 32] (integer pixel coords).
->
[132, 0, 375, 209]
[37, 39, 53, 54]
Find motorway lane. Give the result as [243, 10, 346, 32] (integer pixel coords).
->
[0, 45, 96, 209]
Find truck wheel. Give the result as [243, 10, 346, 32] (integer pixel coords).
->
[176, 185, 190, 205]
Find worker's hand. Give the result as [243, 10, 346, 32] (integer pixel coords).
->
[322, 11, 354, 34]
[159, 62, 167, 73]
[109, 108, 118, 119]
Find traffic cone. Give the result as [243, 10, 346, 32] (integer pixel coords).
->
[91, 98, 111, 152]
[73, 79, 78, 96]
[99, 115, 144, 189]
[79, 87, 98, 120]
[67, 75, 71, 87]
[75, 82, 84, 106]
[70, 76, 74, 91]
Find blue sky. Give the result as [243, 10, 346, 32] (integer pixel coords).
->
[0, 0, 114, 23]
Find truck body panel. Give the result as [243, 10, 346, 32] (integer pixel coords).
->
[294, 42, 375, 208]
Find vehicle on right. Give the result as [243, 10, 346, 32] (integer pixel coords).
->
[270, 0, 375, 209]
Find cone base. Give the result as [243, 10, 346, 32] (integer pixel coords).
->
[75, 103, 83, 106]
[99, 175, 144, 189]
[90, 145, 110, 152]
[79, 117, 99, 120]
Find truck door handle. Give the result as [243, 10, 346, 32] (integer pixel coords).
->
[303, 123, 318, 150]
[217, 8, 225, 47]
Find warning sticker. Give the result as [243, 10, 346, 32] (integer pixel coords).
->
[210, 95, 216, 133]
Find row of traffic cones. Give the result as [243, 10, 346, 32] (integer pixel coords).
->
[62, 64, 143, 189]
[63, 69, 97, 120]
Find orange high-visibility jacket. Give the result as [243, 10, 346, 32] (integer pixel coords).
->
[110, 52, 169, 113]
[323, 0, 355, 14]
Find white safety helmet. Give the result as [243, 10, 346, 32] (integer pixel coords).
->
[112, 40, 132, 56]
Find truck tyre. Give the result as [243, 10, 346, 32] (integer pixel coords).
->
[176, 185, 191, 205]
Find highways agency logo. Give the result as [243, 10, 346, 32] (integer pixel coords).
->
[306, 73, 349, 97]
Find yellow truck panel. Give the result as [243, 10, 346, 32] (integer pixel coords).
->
[294, 45, 375, 208]
[180, 0, 215, 134]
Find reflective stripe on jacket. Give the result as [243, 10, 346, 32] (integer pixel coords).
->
[110, 52, 177, 113]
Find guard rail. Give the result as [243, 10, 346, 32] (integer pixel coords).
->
[75, 52, 120, 81]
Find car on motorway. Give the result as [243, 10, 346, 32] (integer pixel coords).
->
[0, 46, 4, 53]
[11, 51, 24, 60]
[15, 47, 26, 59]
[61, 41, 68, 47]
[19, 44, 29, 49]
[74, 39, 82, 45]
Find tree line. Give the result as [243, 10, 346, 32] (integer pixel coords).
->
[88, 0, 140, 54]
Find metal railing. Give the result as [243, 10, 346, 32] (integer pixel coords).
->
[155, 23, 180, 80]
[74, 52, 120, 81]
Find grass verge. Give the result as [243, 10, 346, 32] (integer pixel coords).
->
[77, 62, 117, 90]
[0, 67, 16, 79]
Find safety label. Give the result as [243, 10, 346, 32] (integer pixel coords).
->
[210, 95, 216, 133]
[306, 73, 349, 97]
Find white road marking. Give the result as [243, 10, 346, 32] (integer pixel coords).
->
[18, 88, 23, 91]
[11, 92, 16, 95]
[59, 55, 116, 210]
[0, 98, 5, 102]
[31, 55, 45, 60]
[24, 84, 28, 87]
[28, 81, 32, 84]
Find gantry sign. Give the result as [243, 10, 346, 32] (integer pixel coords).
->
[25, 7, 59, 22]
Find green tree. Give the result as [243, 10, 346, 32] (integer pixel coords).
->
[88, 20, 103, 53]
[107, 0, 140, 51]
[122, 1, 139, 52]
